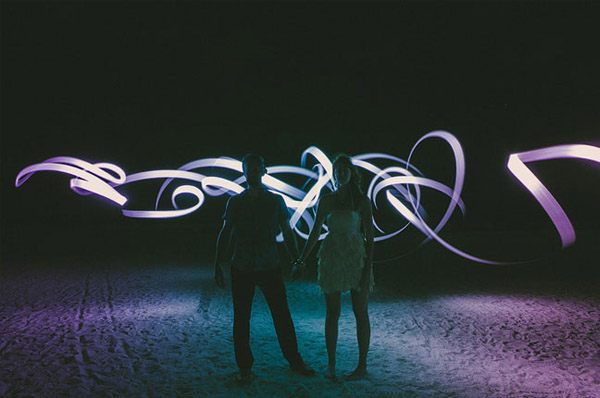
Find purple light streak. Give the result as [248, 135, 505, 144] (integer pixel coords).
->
[507, 144, 600, 248]
[14, 133, 600, 264]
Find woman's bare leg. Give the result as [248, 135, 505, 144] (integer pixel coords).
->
[324, 291, 341, 379]
[347, 287, 370, 379]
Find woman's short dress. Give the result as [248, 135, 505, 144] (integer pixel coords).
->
[316, 209, 374, 294]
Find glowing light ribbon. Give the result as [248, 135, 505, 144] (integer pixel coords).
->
[121, 170, 207, 218]
[14, 133, 600, 264]
[507, 144, 600, 248]
[369, 131, 503, 265]
[15, 157, 127, 206]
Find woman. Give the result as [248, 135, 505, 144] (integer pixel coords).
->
[294, 154, 374, 381]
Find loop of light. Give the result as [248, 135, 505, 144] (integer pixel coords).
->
[507, 144, 600, 248]
[14, 132, 600, 264]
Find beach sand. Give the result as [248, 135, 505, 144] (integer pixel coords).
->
[1, 262, 599, 397]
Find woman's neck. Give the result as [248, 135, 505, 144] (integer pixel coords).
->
[335, 184, 354, 207]
[337, 182, 350, 191]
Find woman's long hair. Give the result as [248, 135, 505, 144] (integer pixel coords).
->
[332, 154, 362, 210]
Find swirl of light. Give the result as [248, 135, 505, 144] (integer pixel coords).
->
[406, 131, 466, 242]
[151, 152, 328, 240]
[357, 160, 429, 241]
[15, 133, 599, 265]
[373, 176, 501, 265]
[507, 144, 600, 247]
[15, 156, 127, 206]
[8, 137, 483, 261]
[123, 185, 205, 218]
[119, 170, 208, 218]
[367, 131, 504, 265]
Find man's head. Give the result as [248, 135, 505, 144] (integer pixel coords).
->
[242, 153, 266, 188]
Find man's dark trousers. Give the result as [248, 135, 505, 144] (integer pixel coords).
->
[231, 267, 303, 370]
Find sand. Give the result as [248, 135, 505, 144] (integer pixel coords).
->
[1, 263, 599, 397]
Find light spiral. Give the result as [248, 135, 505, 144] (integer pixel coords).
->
[15, 132, 600, 264]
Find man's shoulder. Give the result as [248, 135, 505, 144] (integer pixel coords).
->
[231, 190, 248, 199]
[226, 192, 244, 209]
[264, 191, 287, 212]
[264, 189, 283, 200]
[227, 193, 239, 203]
[233, 188, 284, 207]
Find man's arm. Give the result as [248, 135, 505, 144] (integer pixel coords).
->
[297, 196, 328, 263]
[278, 197, 299, 260]
[214, 196, 235, 288]
[214, 220, 232, 288]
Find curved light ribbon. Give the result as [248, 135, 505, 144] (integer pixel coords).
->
[15, 156, 127, 206]
[123, 185, 205, 218]
[121, 170, 208, 218]
[370, 131, 503, 265]
[14, 133, 600, 264]
[507, 144, 600, 248]
[406, 131, 466, 242]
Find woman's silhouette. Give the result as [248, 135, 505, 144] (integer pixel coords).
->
[294, 154, 374, 380]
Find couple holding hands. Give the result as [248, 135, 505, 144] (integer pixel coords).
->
[214, 153, 374, 383]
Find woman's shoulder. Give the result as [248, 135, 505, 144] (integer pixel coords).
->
[319, 192, 333, 201]
[318, 192, 335, 209]
[357, 193, 372, 210]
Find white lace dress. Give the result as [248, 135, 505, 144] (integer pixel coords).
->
[316, 209, 374, 294]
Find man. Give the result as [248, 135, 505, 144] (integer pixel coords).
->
[214, 153, 315, 383]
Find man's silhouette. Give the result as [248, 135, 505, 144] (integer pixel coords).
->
[214, 153, 315, 383]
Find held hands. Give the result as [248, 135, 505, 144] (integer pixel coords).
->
[358, 255, 373, 292]
[364, 254, 373, 271]
[291, 258, 306, 280]
[214, 263, 225, 289]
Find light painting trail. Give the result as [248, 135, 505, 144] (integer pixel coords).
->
[507, 144, 600, 248]
[14, 132, 600, 264]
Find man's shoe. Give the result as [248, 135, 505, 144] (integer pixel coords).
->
[290, 362, 316, 376]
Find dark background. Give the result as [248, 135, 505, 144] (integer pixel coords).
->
[1, 2, 599, 288]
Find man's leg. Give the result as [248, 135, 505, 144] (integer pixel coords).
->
[257, 268, 304, 366]
[231, 268, 256, 373]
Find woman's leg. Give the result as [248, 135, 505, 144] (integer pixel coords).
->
[324, 291, 341, 379]
[348, 287, 370, 379]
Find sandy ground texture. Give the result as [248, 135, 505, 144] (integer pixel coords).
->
[1, 263, 599, 398]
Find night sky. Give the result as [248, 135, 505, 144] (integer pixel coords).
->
[2, 2, 599, 265]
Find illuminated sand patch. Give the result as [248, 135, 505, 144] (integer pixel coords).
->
[1, 265, 598, 397]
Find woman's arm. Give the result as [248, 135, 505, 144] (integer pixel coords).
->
[297, 196, 329, 263]
[360, 195, 374, 278]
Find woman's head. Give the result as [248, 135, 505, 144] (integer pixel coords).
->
[332, 154, 361, 192]
[333, 156, 352, 187]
